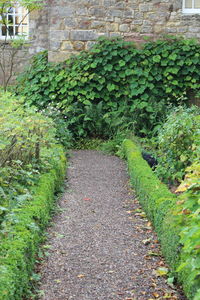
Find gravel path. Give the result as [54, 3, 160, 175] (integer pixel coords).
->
[38, 150, 186, 300]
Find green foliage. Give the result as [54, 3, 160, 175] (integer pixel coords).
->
[173, 163, 200, 298]
[155, 106, 200, 183]
[16, 37, 200, 139]
[122, 139, 200, 300]
[0, 93, 61, 221]
[0, 147, 66, 300]
[41, 104, 73, 148]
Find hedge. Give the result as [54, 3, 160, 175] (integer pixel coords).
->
[122, 139, 198, 300]
[0, 146, 66, 300]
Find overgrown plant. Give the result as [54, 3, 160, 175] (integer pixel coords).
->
[155, 106, 200, 183]
[174, 163, 200, 299]
[17, 37, 200, 138]
[0, 92, 59, 220]
[0, 0, 43, 91]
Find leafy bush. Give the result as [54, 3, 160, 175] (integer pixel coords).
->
[41, 104, 73, 147]
[0, 93, 60, 220]
[16, 37, 200, 139]
[155, 106, 200, 183]
[122, 139, 200, 300]
[174, 163, 200, 299]
[0, 147, 66, 300]
[0, 93, 67, 299]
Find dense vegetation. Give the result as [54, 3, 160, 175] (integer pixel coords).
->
[0, 93, 60, 221]
[155, 105, 200, 183]
[0, 93, 66, 299]
[17, 36, 200, 139]
[123, 139, 200, 300]
[0, 36, 199, 299]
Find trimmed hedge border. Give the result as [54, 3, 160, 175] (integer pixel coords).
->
[122, 139, 197, 300]
[0, 146, 67, 300]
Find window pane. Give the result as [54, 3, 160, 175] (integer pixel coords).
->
[194, 0, 200, 8]
[22, 15, 28, 25]
[0, 5, 28, 38]
[185, 0, 192, 8]
[8, 15, 14, 25]
[8, 26, 14, 36]
[8, 7, 14, 13]
[15, 16, 22, 25]
[16, 25, 28, 35]
[2, 25, 7, 36]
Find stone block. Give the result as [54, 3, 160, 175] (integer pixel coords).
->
[141, 26, 153, 33]
[61, 41, 73, 50]
[49, 30, 70, 41]
[73, 41, 85, 50]
[91, 21, 106, 29]
[88, 7, 105, 17]
[165, 27, 177, 33]
[48, 51, 75, 63]
[70, 30, 98, 41]
[86, 41, 97, 49]
[106, 22, 119, 31]
[65, 18, 78, 28]
[108, 9, 123, 18]
[119, 24, 130, 32]
[188, 26, 200, 33]
[139, 4, 151, 12]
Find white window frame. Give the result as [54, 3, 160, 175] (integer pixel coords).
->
[182, 0, 200, 13]
[0, 5, 29, 40]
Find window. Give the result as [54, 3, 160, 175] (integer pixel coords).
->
[183, 0, 200, 13]
[0, 5, 29, 39]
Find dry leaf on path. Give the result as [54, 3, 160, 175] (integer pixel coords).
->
[77, 274, 85, 278]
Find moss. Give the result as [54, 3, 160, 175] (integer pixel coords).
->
[0, 146, 66, 300]
[122, 139, 198, 300]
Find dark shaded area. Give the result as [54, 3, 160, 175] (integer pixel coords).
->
[142, 151, 158, 169]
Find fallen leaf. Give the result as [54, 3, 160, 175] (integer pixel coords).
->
[153, 292, 160, 298]
[117, 291, 125, 295]
[77, 274, 85, 278]
[167, 276, 175, 288]
[142, 238, 152, 245]
[154, 267, 168, 277]
[141, 291, 146, 295]
[148, 251, 160, 256]
[54, 279, 61, 283]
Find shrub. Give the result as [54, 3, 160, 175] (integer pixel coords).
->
[155, 105, 200, 183]
[174, 163, 200, 299]
[0, 93, 67, 299]
[16, 37, 200, 139]
[122, 139, 200, 300]
[0, 93, 61, 221]
[0, 146, 66, 300]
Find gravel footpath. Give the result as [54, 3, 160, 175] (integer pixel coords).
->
[38, 150, 186, 300]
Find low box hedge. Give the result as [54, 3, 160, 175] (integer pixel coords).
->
[0, 146, 66, 300]
[122, 139, 198, 300]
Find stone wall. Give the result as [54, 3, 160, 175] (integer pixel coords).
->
[1, 0, 200, 84]
[48, 0, 200, 62]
